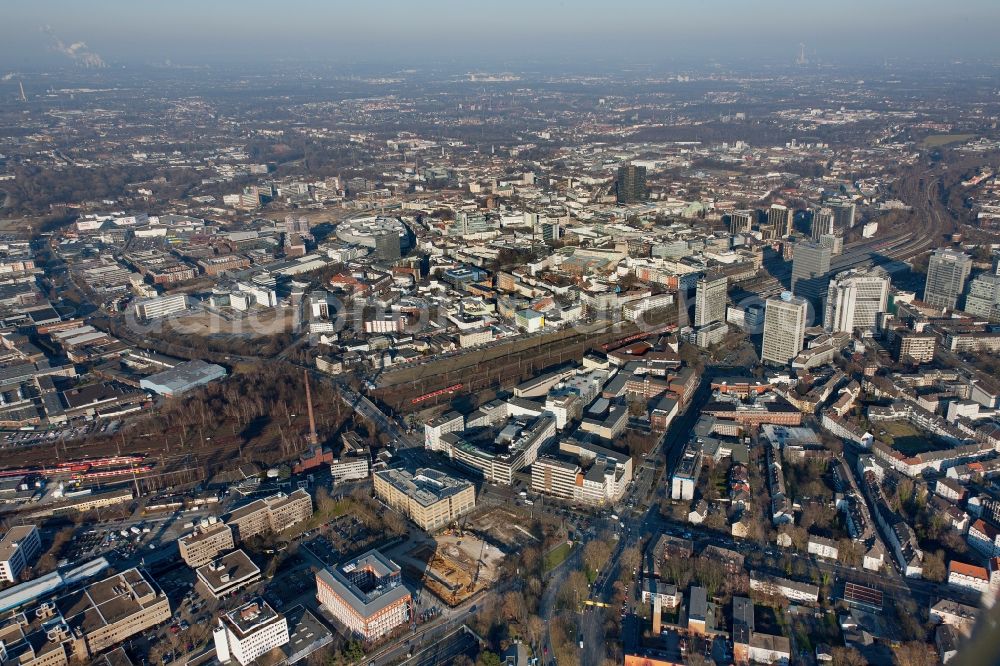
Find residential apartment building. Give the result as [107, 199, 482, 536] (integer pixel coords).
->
[894, 331, 936, 364]
[968, 519, 1000, 557]
[749, 572, 819, 603]
[965, 273, 1000, 321]
[948, 560, 990, 594]
[671, 439, 702, 500]
[807, 536, 839, 560]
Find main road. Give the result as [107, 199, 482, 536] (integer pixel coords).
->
[577, 369, 721, 665]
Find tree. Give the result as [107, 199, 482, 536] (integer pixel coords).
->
[892, 641, 937, 666]
[663, 553, 694, 588]
[837, 539, 862, 567]
[619, 546, 642, 578]
[526, 614, 545, 648]
[704, 509, 727, 531]
[520, 546, 541, 577]
[559, 570, 590, 609]
[831, 646, 868, 666]
[500, 591, 527, 625]
[921, 550, 946, 582]
[695, 559, 725, 598]
[583, 540, 612, 576]
[477, 651, 502, 666]
[341, 640, 364, 662]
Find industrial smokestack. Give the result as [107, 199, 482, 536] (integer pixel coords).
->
[304, 370, 318, 447]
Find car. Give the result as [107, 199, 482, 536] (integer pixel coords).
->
[169, 625, 180, 634]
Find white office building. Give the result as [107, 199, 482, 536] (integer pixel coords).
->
[694, 273, 727, 327]
[0, 526, 41, 582]
[824, 268, 890, 334]
[762, 293, 808, 365]
[214, 599, 289, 665]
[925, 249, 971, 310]
[424, 411, 464, 451]
[133, 293, 188, 320]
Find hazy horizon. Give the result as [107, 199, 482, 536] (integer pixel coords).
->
[2, 0, 999, 70]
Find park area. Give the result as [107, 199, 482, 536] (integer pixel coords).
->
[920, 133, 976, 148]
[878, 420, 943, 456]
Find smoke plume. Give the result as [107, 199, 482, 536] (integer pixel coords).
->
[41, 25, 106, 68]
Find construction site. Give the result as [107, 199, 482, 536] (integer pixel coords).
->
[391, 533, 505, 607]
[466, 506, 541, 551]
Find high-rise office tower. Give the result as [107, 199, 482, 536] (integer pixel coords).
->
[540, 221, 562, 242]
[924, 249, 972, 310]
[964, 273, 1000, 322]
[791, 241, 832, 304]
[818, 233, 843, 256]
[284, 215, 311, 235]
[830, 200, 856, 230]
[616, 164, 647, 204]
[374, 231, 402, 261]
[729, 210, 755, 235]
[824, 268, 890, 334]
[767, 204, 792, 238]
[811, 207, 835, 241]
[694, 273, 728, 327]
[762, 292, 808, 365]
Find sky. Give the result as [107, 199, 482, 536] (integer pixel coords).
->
[1, 0, 998, 69]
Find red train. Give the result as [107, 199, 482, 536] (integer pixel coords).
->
[601, 323, 677, 351]
[70, 465, 154, 480]
[411, 383, 463, 405]
[0, 455, 149, 479]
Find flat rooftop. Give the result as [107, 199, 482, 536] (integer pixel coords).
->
[197, 549, 260, 593]
[223, 598, 283, 639]
[375, 467, 473, 508]
[56, 568, 163, 637]
[0, 525, 36, 564]
[179, 521, 230, 546]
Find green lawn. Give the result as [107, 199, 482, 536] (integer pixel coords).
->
[879, 420, 944, 456]
[921, 133, 975, 148]
[543, 542, 574, 573]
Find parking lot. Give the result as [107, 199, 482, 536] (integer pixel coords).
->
[0, 419, 121, 449]
[59, 523, 158, 563]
